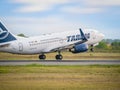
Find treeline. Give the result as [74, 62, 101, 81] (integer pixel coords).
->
[95, 39, 120, 51]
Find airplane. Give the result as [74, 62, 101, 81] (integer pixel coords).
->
[0, 22, 104, 60]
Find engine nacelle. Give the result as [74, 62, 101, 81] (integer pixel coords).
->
[70, 44, 88, 53]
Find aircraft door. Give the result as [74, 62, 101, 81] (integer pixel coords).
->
[18, 42, 23, 52]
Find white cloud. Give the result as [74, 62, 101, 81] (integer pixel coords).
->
[11, 0, 69, 13]
[2, 16, 84, 36]
[60, 0, 120, 14]
[10, 0, 120, 13]
[2, 16, 119, 39]
[61, 6, 103, 14]
[84, 0, 120, 6]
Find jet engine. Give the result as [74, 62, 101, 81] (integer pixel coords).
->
[70, 43, 88, 53]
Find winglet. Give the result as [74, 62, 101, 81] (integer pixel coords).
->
[79, 28, 87, 41]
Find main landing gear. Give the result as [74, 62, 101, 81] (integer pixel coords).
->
[55, 51, 63, 61]
[90, 45, 94, 52]
[39, 54, 46, 60]
[39, 51, 63, 60]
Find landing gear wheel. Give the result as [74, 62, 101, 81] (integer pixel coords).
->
[55, 54, 63, 61]
[90, 45, 94, 52]
[90, 48, 94, 52]
[39, 54, 46, 60]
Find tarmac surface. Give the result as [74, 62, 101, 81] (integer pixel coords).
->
[0, 60, 120, 65]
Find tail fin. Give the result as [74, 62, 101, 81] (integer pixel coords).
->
[0, 22, 16, 43]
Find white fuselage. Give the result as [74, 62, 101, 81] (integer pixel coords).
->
[0, 29, 104, 54]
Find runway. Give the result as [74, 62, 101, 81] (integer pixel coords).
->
[0, 60, 120, 65]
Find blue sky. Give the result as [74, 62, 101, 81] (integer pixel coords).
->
[0, 0, 120, 39]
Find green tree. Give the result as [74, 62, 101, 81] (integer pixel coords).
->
[111, 42, 120, 50]
[17, 33, 27, 37]
[96, 41, 108, 49]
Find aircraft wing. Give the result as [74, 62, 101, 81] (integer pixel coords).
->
[49, 44, 74, 52]
[50, 28, 88, 52]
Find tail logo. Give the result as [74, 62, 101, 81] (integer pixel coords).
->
[0, 22, 16, 43]
[0, 28, 9, 40]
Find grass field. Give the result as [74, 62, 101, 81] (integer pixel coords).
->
[0, 65, 120, 90]
[0, 52, 120, 60]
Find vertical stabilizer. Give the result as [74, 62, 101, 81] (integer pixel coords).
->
[0, 22, 16, 43]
